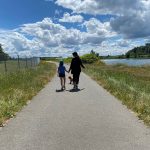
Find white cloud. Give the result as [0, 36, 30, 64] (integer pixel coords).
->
[55, 0, 142, 15]
[2, 1, 149, 57]
[117, 40, 130, 47]
[0, 18, 115, 57]
[55, 10, 60, 16]
[55, 0, 150, 39]
[0, 30, 44, 57]
[59, 12, 83, 23]
[18, 18, 112, 47]
[83, 18, 115, 37]
[110, 9, 150, 39]
[0, 15, 147, 57]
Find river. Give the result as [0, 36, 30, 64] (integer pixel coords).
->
[102, 59, 150, 66]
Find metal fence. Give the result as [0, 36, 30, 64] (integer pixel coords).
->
[0, 53, 40, 73]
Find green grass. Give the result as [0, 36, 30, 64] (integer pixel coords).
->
[84, 62, 150, 126]
[0, 61, 56, 126]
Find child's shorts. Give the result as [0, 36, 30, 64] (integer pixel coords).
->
[59, 73, 65, 77]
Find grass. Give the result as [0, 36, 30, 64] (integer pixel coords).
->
[84, 62, 150, 126]
[0, 61, 56, 126]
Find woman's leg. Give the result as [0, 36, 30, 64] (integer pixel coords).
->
[73, 73, 80, 89]
[75, 73, 80, 89]
[76, 73, 80, 85]
[73, 74, 77, 88]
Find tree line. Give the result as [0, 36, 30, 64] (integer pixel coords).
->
[100, 43, 150, 59]
[126, 43, 150, 58]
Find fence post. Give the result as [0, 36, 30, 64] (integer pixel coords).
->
[4, 57, 7, 72]
[17, 55, 20, 69]
[2, 54, 7, 72]
[26, 57, 28, 68]
[31, 57, 33, 67]
[33, 57, 35, 67]
[32, 57, 34, 67]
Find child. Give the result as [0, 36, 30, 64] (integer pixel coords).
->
[57, 61, 68, 90]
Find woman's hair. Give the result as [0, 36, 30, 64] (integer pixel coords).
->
[59, 61, 64, 66]
[72, 52, 78, 57]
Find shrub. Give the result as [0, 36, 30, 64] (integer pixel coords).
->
[81, 53, 99, 63]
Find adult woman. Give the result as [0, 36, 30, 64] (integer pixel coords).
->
[69, 52, 85, 89]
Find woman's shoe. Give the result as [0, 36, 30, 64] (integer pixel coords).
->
[73, 85, 78, 89]
[76, 85, 78, 89]
[73, 85, 76, 89]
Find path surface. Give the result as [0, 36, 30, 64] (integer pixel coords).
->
[0, 70, 150, 150]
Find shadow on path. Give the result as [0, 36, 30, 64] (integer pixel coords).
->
[56, 89, 64, 92]
[68, 88, 85, 92]
[56, 88, 85, 93]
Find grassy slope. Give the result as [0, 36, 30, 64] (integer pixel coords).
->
[84, 62, 150, 126]
[0, 61, 56, 126]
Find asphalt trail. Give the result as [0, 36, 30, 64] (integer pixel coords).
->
[0, 71, 150, 150]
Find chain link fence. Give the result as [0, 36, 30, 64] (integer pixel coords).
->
[0, 53, 40, 73]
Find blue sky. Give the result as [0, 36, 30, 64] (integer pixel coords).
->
[0, 0, 58, 28]
[0, 0, 150, 57]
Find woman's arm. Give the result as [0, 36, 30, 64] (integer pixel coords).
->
[80, 59, 85, 68]
[68, 59, 73, 73]
[65, 67, 69, 73]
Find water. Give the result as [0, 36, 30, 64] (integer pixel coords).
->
[102, 59, 150, 66]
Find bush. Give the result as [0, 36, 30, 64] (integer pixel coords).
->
[63, 57, 72, 63]
[81, 53, 99, 63]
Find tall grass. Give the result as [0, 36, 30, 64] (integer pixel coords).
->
[0, 61, 56, 126]
[84, 62, 150, 126]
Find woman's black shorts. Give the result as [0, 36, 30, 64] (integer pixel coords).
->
[59, 73, 65, 77]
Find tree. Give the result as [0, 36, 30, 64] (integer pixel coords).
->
[125, 43, 150, 58]
[90, 50, 99, 57]
[0, 44, 9, 60]
[126, 53, 130, 59]
[0, 44, 3, 53]
[90, 49, 95, 55]
[96, 53, 99, 57]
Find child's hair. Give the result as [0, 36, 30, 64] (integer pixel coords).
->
[59, 61, 64, 66]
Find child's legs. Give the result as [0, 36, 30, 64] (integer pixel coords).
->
[60, 77, 63, 87]
[63, 77, 66, 87]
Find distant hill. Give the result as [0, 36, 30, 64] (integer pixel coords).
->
[126, 43, 150, 58]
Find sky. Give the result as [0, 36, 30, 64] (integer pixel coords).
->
[0, 0, 150, 57]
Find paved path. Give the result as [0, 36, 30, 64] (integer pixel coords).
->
[0, 70, 150, 150]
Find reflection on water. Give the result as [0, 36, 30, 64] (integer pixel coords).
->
[102, 59, 150, 66]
